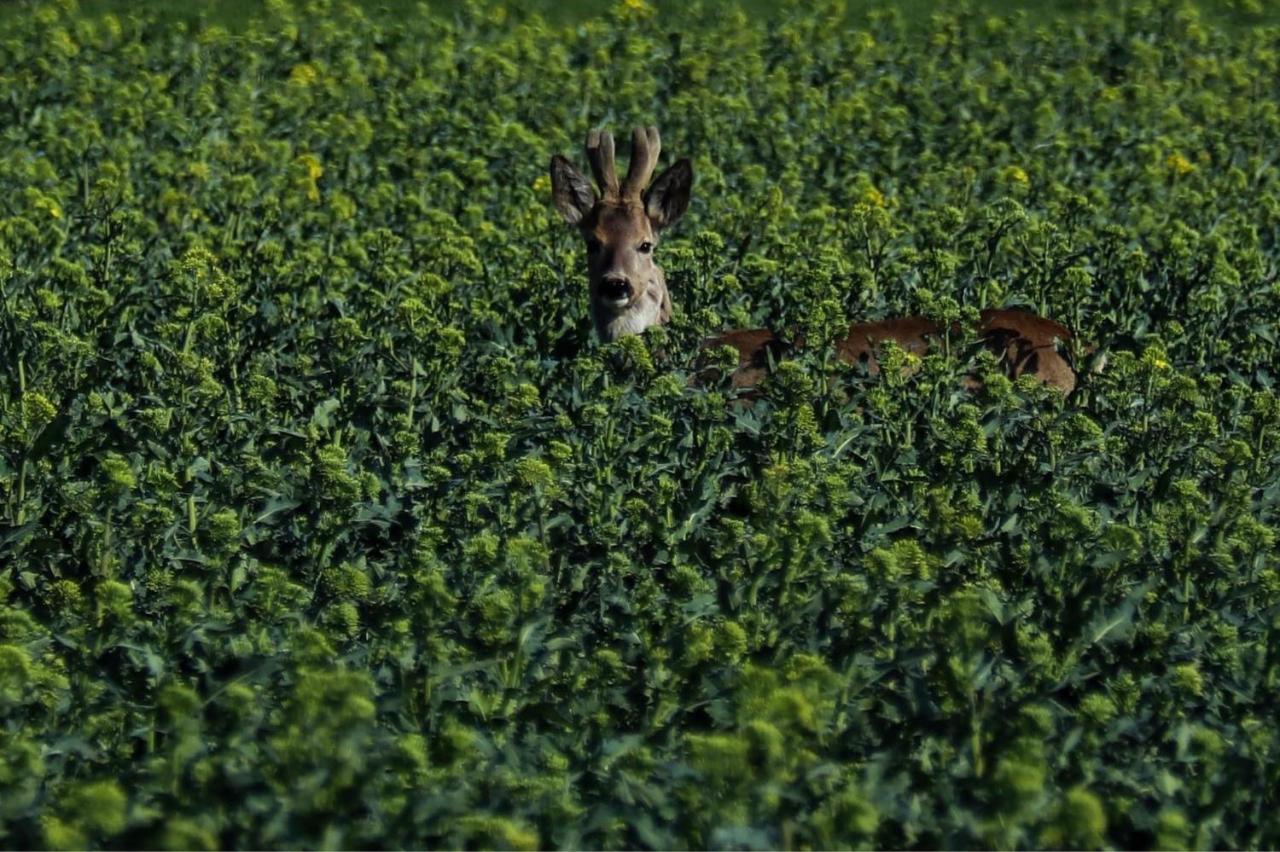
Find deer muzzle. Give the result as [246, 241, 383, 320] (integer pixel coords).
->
[599, 274, 632, 305]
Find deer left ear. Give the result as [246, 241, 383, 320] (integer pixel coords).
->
[645, 158, 693, 230]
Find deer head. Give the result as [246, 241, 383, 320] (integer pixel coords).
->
[550, 126, 693, 341]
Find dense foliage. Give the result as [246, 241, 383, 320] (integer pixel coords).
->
[2, 0, 1279, 847]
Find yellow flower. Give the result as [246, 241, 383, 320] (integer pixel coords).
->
[289, 63, 318, 86]
[1166, 153, 1195, 176]
[295, 153, 324, 202]
[1003, 165, 1030, 185]
[33, 196, 62, 219]
[330, 191, 357, 221]
[50, 28, 79, 59]
[100, 13, 122, 41]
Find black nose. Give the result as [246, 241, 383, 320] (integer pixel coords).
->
[601, 275, 631, 300]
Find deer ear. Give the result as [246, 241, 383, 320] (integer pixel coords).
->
[550, 155, 596, 226]
[645, 158, 693, 230]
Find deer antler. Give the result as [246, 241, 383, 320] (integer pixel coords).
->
[585, 129, 620, 201]
[622, 126, 661, 201]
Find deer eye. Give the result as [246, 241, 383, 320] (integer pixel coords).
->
[585, 237, 602, 253]
[638, 241, 654, 254]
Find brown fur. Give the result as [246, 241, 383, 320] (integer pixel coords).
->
[699, 310, 1081, 393]
[700, 329, 797, 389]
[977, 309, 1078, 391]
[550, 127, 690, 342]
[552, 126, 1089, 393]
[581, 203, 669, 340]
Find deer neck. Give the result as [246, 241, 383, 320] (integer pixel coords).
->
[593, 267, 672, 342]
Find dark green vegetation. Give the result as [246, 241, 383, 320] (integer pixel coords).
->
[6, 0, 1280, 31]
[2, 0, 1280, 848]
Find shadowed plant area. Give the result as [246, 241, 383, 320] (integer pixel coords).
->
[2, 0, 1280, 848]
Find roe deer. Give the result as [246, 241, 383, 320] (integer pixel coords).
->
[550, 126, 1089, 393]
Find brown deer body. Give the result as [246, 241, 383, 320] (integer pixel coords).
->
[707, 309, 1080, 391]
[551, 127, 1086, 393]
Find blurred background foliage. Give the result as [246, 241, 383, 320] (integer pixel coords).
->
[3, 0, 1280, 30]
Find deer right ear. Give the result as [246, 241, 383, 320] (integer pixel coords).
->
[550, 155, 596, 226]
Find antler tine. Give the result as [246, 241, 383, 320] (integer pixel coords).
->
[585, 129, 620, 200]
[622, 125, 661, 200]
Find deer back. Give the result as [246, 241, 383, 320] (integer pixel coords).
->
[697, 313, 1081, 393]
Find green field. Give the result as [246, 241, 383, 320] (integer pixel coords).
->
[2, 0, 1280, 848]
[7, 0, 1280, 29]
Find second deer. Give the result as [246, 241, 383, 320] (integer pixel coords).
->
[550, 126, 1088, 393]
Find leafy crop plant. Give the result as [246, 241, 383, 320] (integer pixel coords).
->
[1, 0, 1279, 848]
